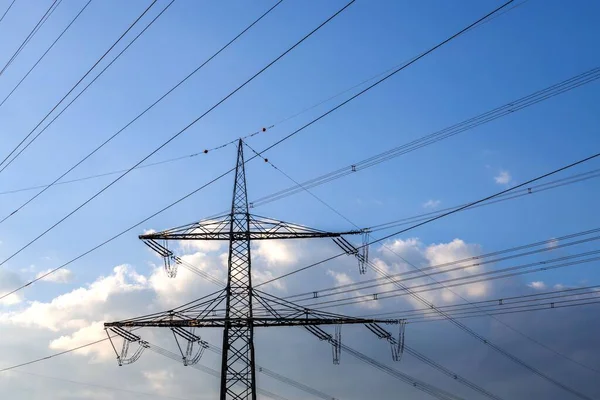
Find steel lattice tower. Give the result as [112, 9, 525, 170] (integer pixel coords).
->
[105, 140, 405, 400]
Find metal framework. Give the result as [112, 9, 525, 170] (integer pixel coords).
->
[105, 140, 403, 400]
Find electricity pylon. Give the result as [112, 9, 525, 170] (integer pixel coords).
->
[105, 140, 404, 400]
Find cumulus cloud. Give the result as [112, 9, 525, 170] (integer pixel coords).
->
[36, 268, 74, 283]
[0, 268, 24, 306]
[327, 270, 380, 310]
[494, 170, 512, 185]
[375, 237, 487, 305]
[0, 265, 148, 331]
[528, 281, 546, 290]
[254, 240, 296, 268]
[422, 199, 441, 209]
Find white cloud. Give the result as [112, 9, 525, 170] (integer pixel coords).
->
[528, 281, 546, 290]
[254, 240, 296, 268]
[1, 265, 147, 331]
[422, 199, 441, 209]
[327, 270, 380, 310]
[553, 283, 566, 290]
[36, 268, 74, 283]
[0, 268, 24, 306]
[179, 240, 223, 253]
[375, 238, 488, 305]
[143, 369, 175, 393]
[494, 170, 512, 185]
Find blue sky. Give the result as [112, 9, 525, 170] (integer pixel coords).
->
[0, 0, 599, 399]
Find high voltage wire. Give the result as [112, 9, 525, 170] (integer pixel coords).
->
[0, 0, 510, 301]
[0, 0, 554, 202]
[170, 226, 502, 400]
[0, 0, 356, 282]
[293, 253, 600, 310]
[258, 151, 600, 287]
[368, 169, 600, 232]
[247, 142, 600, 395]
[361, 285, 600, 319]
[0, 0, 17, 25]
[0, 0, 60, 77]
[389, 296, 600, 323]
[6, 73, 598, 201]
[292, 284, 600, 320]
[12, 370, 193, 400]
[285, 235, 600, 302]
[250, 66, 600, 209]
[244, 142, 505, 400]
[0, 0, 282, 225]
[0, 0, 94, 110]
[337, 251, 596, 400]
[0, 0, 163, 173]
[283, 227, 600, 299]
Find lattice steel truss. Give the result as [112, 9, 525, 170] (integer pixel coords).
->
[105, 140, 404, 400]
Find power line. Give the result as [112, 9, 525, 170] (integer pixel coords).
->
[0, 0, 282, 225]
[0, 0, 60, 77]
[250, 66, 600, 209]
[287, 236, 600, 303]
[258, 151, 600, 287]
[0, 0, 513, 307]
[0, 0, 351, 261]
[358, 256, 596, 400]
[0, 1, 554, 201]
[0, 0, 17, 25]
[0, 0, 355, 302]
[244, 142, 504, 400]
[0, 0, 94, 110]
[0, 0, 163, 173]
[12, 370, 193, 400]
[295, 252, 600, 310]
[369, 169, 600, 232]
[248, 143, 600, 394]
[0, 0, 564, 207]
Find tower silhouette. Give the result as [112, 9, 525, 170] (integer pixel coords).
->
[105, 140, 403, 400]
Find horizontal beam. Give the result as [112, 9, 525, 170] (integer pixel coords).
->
[105, 317, 398, 328]
[139, 231, 361, 241]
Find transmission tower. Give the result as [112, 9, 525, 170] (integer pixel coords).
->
[105, 139, 404, 400]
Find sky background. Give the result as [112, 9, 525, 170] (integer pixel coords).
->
[0, 0, 599, 399]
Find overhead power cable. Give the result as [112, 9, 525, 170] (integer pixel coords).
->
[0, 0, 94, 110]
[245, 142, 503, 400]
[0, 0, 356, 301]
[0, 64, 600, 205]
[0, 0, 282, 224]
[0, 0, 60, 77]
[250, 66, 600, 209]
[258, 150, 600, 287]
[283, 227, 600, 299]
[0, 0, 17, 25]
[288, 240, 600, 303]
[358, 256, 596, 400]
[0, 0, 558, 202]
[13, 370, 192, 400]
[369, 168, 600, 232]
[247, 139, 599, 394]
[0, 0, 163, 173]
[293, 252, 600, 310]
[0, 0, 513, 305]
[361, 285, 600, 319]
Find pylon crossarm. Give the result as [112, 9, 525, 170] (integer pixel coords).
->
[139, 213, 361, 241]
[104, 289, 227, 328]
[105, 316, 398, 328]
